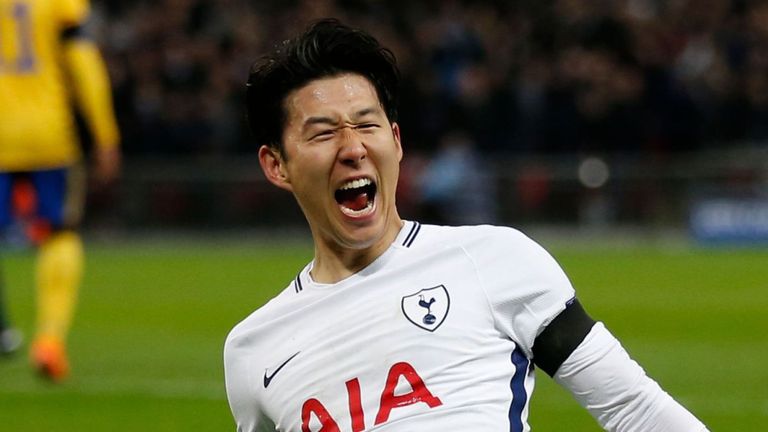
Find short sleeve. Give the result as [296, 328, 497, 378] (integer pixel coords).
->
[56, 0, 90, 27]
[224, 331, 263, 432]
[464, 227, 576, 357]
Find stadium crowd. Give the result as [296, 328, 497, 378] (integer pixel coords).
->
[95, 0, 768, 157]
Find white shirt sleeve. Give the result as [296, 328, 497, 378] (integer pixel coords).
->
[467, 227, 575, 356]
[554, 322, 709, 432]
[224, 328, 264, 432]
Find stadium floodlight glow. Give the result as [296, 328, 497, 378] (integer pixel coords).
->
[578, 157, 610, 189]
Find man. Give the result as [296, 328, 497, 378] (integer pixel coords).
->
[0, 0, 120, 381]
[224, 19, 708, 431]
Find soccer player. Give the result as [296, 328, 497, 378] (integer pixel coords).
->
[0, 0, 120, 381]
[224, 19, 709, 431]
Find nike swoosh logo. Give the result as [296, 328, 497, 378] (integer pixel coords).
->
[263, 351, 300, 388]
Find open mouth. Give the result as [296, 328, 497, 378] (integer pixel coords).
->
[334, 178, 377, 216]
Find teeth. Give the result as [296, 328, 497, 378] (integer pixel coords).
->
[339, 178, 372, 190]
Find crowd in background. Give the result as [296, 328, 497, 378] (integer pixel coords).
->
[93, 0, 768, 158]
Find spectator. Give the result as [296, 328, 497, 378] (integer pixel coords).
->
[93, 0, 766, 156]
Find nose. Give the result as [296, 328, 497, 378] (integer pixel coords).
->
[338, 127, 367, 165]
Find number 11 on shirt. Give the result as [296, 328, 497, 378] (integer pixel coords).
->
[0, 1, 38, 73]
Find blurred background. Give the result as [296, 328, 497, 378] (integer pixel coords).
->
[2, 0, 768, 431]
[65, 0, 768, 241]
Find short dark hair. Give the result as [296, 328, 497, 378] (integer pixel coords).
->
[246, 19, 400, 152]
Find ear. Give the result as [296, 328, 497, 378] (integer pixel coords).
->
[258, 145, 292, 191]
[392, 122, 403, 162]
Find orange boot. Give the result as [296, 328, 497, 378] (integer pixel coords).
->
[30, 337, 69, 382]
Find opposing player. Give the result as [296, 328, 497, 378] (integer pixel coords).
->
[0, 0, 120, 381]
[224, 19, 709, 431]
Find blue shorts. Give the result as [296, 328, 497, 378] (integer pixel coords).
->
[0, 166, 86, 230]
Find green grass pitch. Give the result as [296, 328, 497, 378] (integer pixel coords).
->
[1, 235, 766, 430]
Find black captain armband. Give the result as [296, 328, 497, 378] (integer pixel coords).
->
[61, 25, 88, 41]
[532, 298, 596, 377]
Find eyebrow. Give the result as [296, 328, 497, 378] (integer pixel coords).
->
[351, 107, 379, 120]
[302, 107, 382, 132]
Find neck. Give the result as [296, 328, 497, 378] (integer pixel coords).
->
[310, 218, 403, 283]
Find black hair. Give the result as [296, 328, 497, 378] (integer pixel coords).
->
[246, 18, 400, 153]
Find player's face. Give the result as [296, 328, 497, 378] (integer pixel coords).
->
[260, 73, 403, 254]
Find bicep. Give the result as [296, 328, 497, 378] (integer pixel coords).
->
[532, 297, 596, 377]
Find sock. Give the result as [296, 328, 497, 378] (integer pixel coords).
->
[35, 231, 83, 343]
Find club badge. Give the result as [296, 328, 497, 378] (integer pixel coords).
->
[401, 285, 450, 332]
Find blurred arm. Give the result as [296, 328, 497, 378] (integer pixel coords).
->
[62, 26, 121, 184]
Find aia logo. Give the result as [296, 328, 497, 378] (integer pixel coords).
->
[301, 361, 442, 431]
[401, 285, 450, 332]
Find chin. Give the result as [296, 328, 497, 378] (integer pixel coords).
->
[341, 214, 394, 248]
[339, 225, 382, 249]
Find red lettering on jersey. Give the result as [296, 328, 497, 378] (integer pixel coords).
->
[374, 362, 443, 425]
[345, 378, 365, 432]
[301, 398, 340, 432]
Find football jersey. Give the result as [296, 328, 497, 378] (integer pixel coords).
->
[225, 221, 576, 431]
[0, 0, 117, 170]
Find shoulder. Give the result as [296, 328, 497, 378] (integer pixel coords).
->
[427, 225, 576, 355]
[56, 0, 91, 26]
[408, 223, 564, 286]
[413, 223, 538, 255]
[224, 279, 300, 357]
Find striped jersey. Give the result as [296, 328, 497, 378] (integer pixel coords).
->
[224, 221, 575, 431]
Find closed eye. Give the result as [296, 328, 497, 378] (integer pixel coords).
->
[310, 130, 335, 141]
[355, 123, 379, 132]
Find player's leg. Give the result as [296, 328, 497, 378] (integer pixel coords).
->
[0, 267, 23, 356]
[0, 173, 23, 356]
[29, 165, 86, 381]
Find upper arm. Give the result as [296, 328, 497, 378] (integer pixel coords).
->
[61, 24, 87, 42]
[532, 298, 596, 376]
[57, 0, 90, 28]
[466, 227, 576, 356]
[57, 0, 91, 45]
[224, 336, 262, 432]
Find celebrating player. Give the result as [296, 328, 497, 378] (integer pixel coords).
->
[224, 19, 709, 431]
[0, 0, 120, 381]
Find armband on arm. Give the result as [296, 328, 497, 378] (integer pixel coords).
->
[532, 299, 708, 431]
[532, 297, 596, 377]
[552, 323, 709, 431]
[61, 24, 86, 41]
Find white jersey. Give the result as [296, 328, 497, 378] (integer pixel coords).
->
[224, 221, 575, 431]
